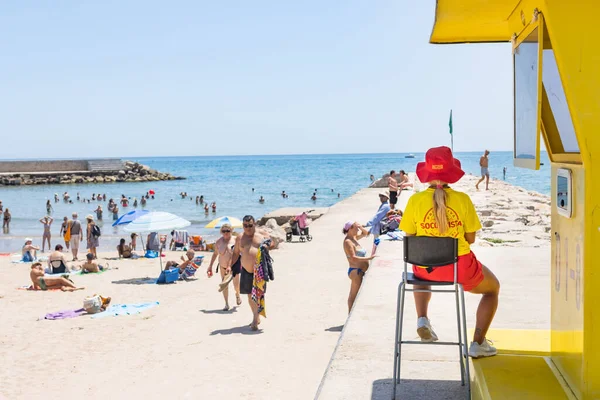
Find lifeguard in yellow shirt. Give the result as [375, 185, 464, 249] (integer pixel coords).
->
[399, 146, 500, 358]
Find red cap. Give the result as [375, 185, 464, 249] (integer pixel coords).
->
[416, 146, 465, 184]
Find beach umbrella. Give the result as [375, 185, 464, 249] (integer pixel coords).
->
[112, 209, 149, 227]
[205, 216, 243, 229]
[124, 212, 191, 272]
[124, 211, 190, 232]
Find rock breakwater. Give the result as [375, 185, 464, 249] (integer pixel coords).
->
[0, 160, 184, 186]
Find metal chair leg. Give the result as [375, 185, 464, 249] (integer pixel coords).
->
[455, 285, 465, 386]
[459, 285, 471, 398]
[392, 281, 405, 399]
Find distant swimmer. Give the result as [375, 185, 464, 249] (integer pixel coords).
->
[211, 202, 217, 213]
[259, 196, 265, 203]
[204, 204, 209, 214]
[476, 150, 490, 190]
[338, 193, 341, 198]
[311, 193, 317, 201]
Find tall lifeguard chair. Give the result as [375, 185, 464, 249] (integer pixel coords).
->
[430, 1, 599, 399]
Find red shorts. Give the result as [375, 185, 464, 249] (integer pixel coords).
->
[412, 251, 484, 291]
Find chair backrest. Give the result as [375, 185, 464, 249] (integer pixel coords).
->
[403, 236, 458, 267]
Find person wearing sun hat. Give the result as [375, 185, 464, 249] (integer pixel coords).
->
[365, 190, 392, 238]
[85, 214, 99, 260]
[399, 146, 500, 359]
[22, 238, 40, 262]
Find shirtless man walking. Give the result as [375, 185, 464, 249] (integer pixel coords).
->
[388, 170, 399, 210]
[228, 215, 269, 331]
[207, 224, 242, 311]
[476, 150, 490, 190]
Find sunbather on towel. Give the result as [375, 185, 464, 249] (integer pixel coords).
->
[30, 262, 84, 292]
[80, 253, 108, 273]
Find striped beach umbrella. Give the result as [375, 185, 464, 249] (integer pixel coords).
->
[205, 216, 243, 229]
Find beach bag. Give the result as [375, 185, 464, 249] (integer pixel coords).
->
[91, 224, 101, 237]
[83, 294, 103, 314]
[380, 216, 401, 235]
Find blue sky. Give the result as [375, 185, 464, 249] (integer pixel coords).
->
[0, 1, 513, 158]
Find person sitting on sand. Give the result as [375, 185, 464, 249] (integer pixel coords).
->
[117, 238, 133, 258]
[48, 244, 70, 274]
[399, 146, 500, 358]
[22, 238, 39, 262]
[398, 170, 413, 190]
[30, 262, 84, 291]
[343, 221, 376, 313]
[80, 253, 108, 273]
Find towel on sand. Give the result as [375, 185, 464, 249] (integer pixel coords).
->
[18, 285, 61, 292]
[91, 302, 159, 319]
[44, 308, 86, 320]
[11, 256, 48, 264]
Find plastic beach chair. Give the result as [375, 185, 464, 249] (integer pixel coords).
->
[392, 236, 470, 399]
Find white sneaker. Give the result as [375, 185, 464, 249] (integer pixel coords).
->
[469, 339, 497, 358]
[416, 317, 439, 342]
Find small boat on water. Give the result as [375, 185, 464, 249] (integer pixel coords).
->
[405, 154, 415, 159]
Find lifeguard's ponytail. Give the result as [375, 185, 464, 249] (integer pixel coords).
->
[431, 180, 448, 234]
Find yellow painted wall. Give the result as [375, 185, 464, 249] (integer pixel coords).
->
[550, 164, 584, 399]
[430, 0, 600, 397]
[507, 1, 600, 398]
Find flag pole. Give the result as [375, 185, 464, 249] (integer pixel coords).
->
[449, 109, 454, 152]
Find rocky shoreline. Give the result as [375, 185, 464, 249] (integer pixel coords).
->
[0, 160, 184, 186]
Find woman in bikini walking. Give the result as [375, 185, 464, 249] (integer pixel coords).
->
[343, 221, 376, 313]
[207, 224, 242, 310]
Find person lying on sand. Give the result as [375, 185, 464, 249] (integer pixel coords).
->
[80, 253, 109, 273]
[30, 263, 84, 292]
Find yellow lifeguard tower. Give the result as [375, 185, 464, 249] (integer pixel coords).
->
[430, 1, 598, 398]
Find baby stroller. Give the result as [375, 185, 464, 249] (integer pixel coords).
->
[286, 211, 313, 242]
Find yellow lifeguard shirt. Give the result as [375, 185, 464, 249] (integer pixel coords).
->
[400, 188, 481, 256]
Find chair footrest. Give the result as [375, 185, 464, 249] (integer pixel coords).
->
[401, 340, 462, 346]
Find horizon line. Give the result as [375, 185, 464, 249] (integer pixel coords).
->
[1, 149, 528, 161]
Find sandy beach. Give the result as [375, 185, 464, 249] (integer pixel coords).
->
[0, 174, 549, 400]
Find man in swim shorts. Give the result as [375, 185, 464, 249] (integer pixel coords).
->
[388, 170, 399, 210]
[228, 215, 270, 331]
[476, 150, 490, 190]
[207, 224, 242, 311]
[30, 262, 84, 291]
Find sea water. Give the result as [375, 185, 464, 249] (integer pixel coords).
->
[0, 151, 550, 250]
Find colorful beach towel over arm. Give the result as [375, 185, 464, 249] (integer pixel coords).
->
[251, 239, 273, 318]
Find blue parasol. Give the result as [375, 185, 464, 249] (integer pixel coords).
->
[112, 210, 150, 227]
